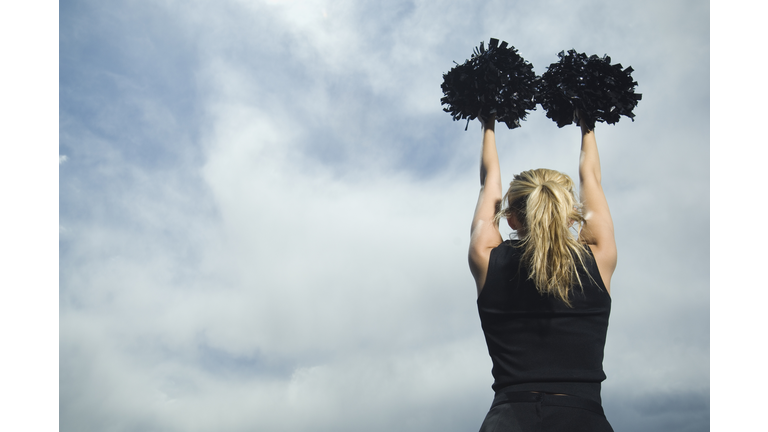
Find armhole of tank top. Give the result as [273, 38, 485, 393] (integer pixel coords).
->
[477, 243, 502, 302]
[585, 244, 609, 294]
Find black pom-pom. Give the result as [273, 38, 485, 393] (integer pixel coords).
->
[441, 38, 538, 130]
[538, 49, 642, 130]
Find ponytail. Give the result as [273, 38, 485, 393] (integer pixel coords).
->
[496, 169, 590, 306]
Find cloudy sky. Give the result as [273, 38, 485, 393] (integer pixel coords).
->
[54, 0, 712, 431]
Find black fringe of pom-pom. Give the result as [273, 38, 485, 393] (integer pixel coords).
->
[441, 38, 538, 130]
[538, 49, 642, 130]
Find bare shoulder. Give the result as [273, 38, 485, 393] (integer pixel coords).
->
[469, 219, 503, 295]
[586, 243, 616, 294]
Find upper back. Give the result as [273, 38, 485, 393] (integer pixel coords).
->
[477, 240, 611, 394]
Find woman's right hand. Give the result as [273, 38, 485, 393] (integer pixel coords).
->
[481, 114, 496, 131]
[576, 110, 590, 132]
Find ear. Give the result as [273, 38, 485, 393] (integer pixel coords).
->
[507, 213, 522, 231]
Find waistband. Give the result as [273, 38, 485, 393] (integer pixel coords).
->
[490, 391, 605, 416]
[494, 382, 602, 404]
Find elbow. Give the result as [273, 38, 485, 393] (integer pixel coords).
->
[579, 169, 602, 186]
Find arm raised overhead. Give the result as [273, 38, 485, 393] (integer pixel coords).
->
[577, 116, 617, 293]
[468, 116, 504, 295]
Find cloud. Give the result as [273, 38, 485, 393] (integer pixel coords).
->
[604, 390, 709, 432]
[59, 0, 709, 431]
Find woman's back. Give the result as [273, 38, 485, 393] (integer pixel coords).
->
[478, 240, 610, 403]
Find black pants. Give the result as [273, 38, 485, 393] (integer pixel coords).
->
[478, 391, 614, 432]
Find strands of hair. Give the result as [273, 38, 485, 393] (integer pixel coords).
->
[495, 169, 590, 307]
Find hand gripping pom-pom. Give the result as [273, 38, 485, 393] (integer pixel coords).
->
[441, 38, 538, 130]
[538, 49, 642, 130]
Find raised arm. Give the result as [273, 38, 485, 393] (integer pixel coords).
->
[468, 117, 504, 295]
[577, 118, 617, 293]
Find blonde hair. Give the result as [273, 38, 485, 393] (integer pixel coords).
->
[494, 169, 590, 306]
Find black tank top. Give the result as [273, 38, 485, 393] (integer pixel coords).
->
[477, 240, 611, 403]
